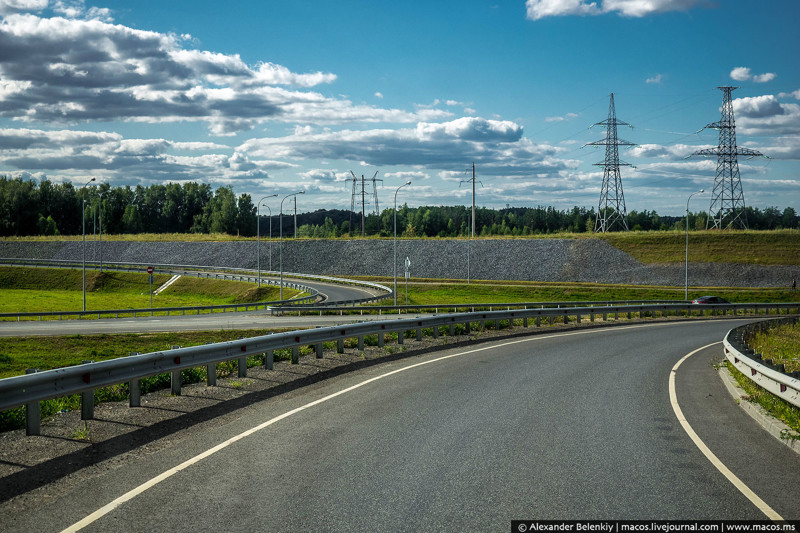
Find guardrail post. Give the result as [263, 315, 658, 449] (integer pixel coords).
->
[265, 350, 274, 370]
[577, 313, 581, 324]
[337, 339, 345, 352]
[358, 336, 365, 350]
[238, 356, 247, 377]
[25, 369, 41, 436]
[397, 331, 404, 345]
[206, 363, 216, 386]
[292, 346, 299, 364]
[171, 371, 181, 395]
[416, 328, 422, 341]
[316, 343, 324, 358]
[432, 326, 439, 338]
[129, 379, 141, 407]
[81, 360, 95, 420]
[627, 310, 632, 320]
[449, 323, 455, 335]
[378, 332, 385, 347]
[479, 319, 485, 331]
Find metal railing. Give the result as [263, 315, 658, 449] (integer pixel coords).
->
[0, 259, 392, 320]
[724, 317, 800, 409]
[3, 301, 798, 435]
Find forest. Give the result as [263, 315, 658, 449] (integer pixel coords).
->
[1, 176, 798, 238]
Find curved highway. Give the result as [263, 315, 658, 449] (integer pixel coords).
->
[2, 319, 798, 531]
[0, 276, 386, 337]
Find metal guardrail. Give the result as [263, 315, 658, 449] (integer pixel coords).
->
[724, 317, 800, 409]
[0, 259, 392, 320]
[3, 301, 799, 435]
[270, 300, 692, 316]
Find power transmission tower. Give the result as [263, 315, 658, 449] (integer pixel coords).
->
[586, 93, 635, 233]
[690, 87, 765, 230]
[349, 170, 382, 237]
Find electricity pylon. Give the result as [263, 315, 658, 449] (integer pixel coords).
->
[349, 170, 382, 237]
[690, 86, 765, 230]
[587, 93, 635, 232]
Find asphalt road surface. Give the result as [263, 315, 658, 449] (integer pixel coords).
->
[4, 319, 799, 531]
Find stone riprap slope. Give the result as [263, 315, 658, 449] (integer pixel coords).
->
[1, 239, 798, 288]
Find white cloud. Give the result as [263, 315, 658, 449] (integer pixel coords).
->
[778, 89, 800, 100]
[0, 0, 47, 15]
[384, 171, 429, 181]
[545, 112, 579, 122]
[526, 0, 706, 20]
[730, 66, 777, 83]
[646, 73, 664, 84]
[0, 11, 447, 134]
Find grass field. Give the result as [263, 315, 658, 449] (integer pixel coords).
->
[0, 329, 295, 380]
[0, 267, 299, 314]
[375, 279, 798, 305]
[600, 229, 800, 265]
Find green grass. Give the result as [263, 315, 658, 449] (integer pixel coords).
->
[748, 321, 800, 373]
[374, 279, 798, 306]
[0, 329, 298, 379]
[601, 229, 800, 265]
[0, 267, 300, 314]
[727, 362, 800, 437]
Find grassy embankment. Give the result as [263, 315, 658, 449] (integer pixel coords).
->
[0, 267, 300, 315]
[726, 321, 800, 437]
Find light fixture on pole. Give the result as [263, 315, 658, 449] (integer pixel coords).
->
[685, 189, 704, 300]
[256, 194, 277, 287]
[393, 181, 411, 306]
[81, 177, 96, 312]
[280, 191, 304, 300]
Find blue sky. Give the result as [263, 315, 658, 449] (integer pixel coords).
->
[1, 0, 798, 216]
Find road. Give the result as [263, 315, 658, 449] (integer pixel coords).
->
[2, 318, 797, 531]
[0, 277, 386, 336]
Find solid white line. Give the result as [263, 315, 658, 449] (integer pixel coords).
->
[669, 343, 783, 521]
[62, 321, 721, 532]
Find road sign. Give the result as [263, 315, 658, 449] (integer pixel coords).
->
[404, 257, 411, 269]
[146, 266, 154, 274]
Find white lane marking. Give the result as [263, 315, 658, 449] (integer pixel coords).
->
[63, 320, 725, 531]
[669, 343, 783, 521]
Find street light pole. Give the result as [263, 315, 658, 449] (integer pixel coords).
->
[280, 191, 304, 300]
[81, 177, 96, 311]
[685, 189, 704, 300]
[98, 192, 104, 273]
[394, 181, 411, 306]
[257, 194, 277, 287]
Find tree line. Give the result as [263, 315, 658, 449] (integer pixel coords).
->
[1, 176, 798, 238]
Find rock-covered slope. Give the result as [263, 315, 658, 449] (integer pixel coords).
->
[1, 239, 797, 288]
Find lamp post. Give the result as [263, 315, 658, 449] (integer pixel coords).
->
[393, 181, 411, 306]
[257, 194, 277, 287]
[98, 192, 104, 273]
[685, 189, 704, 300]
[280, 191, 304, 300]
[81, 177, 96, 311]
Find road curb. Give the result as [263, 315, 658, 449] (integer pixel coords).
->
[718, 366, 800, 455]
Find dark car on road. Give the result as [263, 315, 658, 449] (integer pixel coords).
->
[691, 295, 729, 304]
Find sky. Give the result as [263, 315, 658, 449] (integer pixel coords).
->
[0, 0, 798, 216]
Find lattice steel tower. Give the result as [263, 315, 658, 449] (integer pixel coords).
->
[690, 86, 763, 230]
[587, 93, 635, 232]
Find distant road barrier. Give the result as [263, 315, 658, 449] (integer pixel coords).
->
[0, 259, 391, 320]
[724, 317, 800, 409]
[2, 300, 798, 435]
